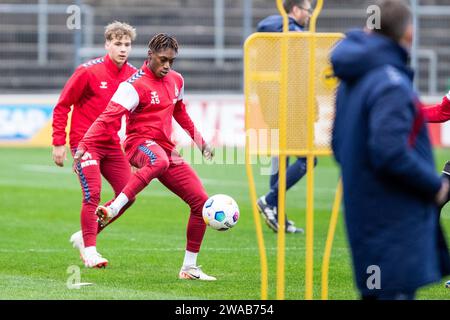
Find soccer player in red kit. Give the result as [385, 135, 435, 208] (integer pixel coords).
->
[52, 22, 138, 268]
[75, 33, 216, 280]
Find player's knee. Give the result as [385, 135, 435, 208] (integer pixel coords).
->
[146, 155, 169, 178]
[133, 145, 170, 173]
[135, 155, 169, 184]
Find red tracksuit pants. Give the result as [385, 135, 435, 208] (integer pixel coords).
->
[122, 140, 209, 253]
[73, 145, 134, 247]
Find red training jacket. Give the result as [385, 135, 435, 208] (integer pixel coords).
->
[52, 54, 137, 149]
[422, 95, 450, 123]
[79, 61, 205, 154]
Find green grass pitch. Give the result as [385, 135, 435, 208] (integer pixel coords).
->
[0, 147, 449, 300]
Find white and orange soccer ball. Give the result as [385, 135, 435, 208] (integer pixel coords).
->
[202, 194, 239, 231]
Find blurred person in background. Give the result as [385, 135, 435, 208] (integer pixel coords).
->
[255, 0, 314, 234]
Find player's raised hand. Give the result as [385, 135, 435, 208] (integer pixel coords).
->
[52, 145, 67, 167]
[72, 144, 87, 174]
[202, 143, 215, 161]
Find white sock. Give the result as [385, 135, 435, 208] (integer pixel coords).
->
[84, 246, 97, 256]
[182, 250, 198, 268]
[109, 193, 129, 217]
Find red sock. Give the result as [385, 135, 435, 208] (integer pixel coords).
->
[185, 194, 208, 253]
[81, 201, 99, 247]
[186, 211, 207, 253]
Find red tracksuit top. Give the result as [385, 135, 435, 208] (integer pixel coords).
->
[423, 95, 450, 123]
[52, 54, 137, 149]
[79, 61, 205, 154]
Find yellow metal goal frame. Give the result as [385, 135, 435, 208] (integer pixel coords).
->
[244, 0, 343, 300]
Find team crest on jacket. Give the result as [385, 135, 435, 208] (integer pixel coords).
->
[150, 91, 160, 104]
[99, 81, 108, 89]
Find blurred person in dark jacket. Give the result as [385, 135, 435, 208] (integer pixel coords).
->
[256, 0, 313, 234]
[331, 0, 450, 300]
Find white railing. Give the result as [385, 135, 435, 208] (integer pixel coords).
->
[418, 49, 438, 96]
[78, 46, 243, 61]
[0, 1, 94, 66]
[412, 2, 450, 95]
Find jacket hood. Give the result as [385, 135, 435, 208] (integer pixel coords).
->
[331, 29, 412, 82]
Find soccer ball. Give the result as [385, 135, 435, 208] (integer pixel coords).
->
[202, 194, 239, 231]
[446, 280, 450, 289]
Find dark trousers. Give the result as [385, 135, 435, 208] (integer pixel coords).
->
[265, 156, 317, 207]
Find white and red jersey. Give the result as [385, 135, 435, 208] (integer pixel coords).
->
[79, 61, 205, 154]
[52, 54, 137, 149]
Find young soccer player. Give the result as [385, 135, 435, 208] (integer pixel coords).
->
[52, 21, 138, 268]
[75, 33, 216, 280]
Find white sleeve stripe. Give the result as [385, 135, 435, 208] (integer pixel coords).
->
[178, 82, 184, 101]
[111, 82, 139, 111]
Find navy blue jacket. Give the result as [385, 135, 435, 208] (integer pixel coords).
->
[257, 15, 304, 32]
[331, 29, 450, 295]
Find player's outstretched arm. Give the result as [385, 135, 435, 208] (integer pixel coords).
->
[82, 102, 128, 143]
[77, 81, 139, 153]
[72, 102, 126, 174]
[422, 90, 450, 123]
[73, 82, 138, 172]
